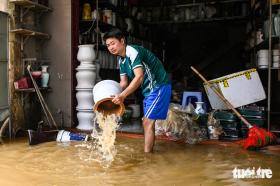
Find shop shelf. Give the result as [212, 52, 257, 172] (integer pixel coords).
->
[10, 28, 50, 39]
[10, 0, 52, 12]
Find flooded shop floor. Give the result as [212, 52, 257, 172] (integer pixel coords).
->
[1, 136, 280, 186]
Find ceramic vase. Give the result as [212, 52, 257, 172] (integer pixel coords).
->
[76, 66, 96, 89]
[41, 65, 49, 87]
[76, 44, 97, 130]
[76, 111, 95, 130]
[195, 101, 206, 114]
[77, 44, 96, 67]
[76, 88, 95, 110]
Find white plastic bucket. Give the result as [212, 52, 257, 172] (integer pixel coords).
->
[92, 80, 125, 116]
[56, 130, 88, 142]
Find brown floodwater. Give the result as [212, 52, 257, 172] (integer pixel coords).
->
[0, 137, 279, 186]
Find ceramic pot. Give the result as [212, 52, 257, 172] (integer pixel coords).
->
[103, 9, 113, 24]
[92, 80, 125, 116]
[76, 88, 94, 110]
[77, 44, 96, 66]
[125, 18, 133, 32]
[257, 50, 269, 68]
[76, 66, 96, 89]
[273, 13, 280, 37]
[76, 110, 94, 130]
[82, 3, 92, 20]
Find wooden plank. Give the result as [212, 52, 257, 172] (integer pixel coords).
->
[15, 87, 50, 92]
[8, 29, 26, 135]
[10, 28, 50, 39]
[9, 0, 52, 11]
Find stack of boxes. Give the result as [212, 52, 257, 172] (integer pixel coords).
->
[213, 108, 266, 139]
[214, 111, 239, 139]
[238, 108, 266, 138]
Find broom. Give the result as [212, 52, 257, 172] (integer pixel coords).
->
[190, 66, 277, 149]
[27, 65, 58, 130]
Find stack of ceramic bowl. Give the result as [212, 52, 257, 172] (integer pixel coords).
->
[272, 49, 280, 68]
[76, 44, 97, 130]
[257, 50, 269, 69]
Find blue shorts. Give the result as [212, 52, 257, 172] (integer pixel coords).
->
[143, 84, 171, 120]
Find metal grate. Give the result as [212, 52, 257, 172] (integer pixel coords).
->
[0, 12, 8, 109]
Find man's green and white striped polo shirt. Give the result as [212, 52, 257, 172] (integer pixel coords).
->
[119, 45, 170, 97]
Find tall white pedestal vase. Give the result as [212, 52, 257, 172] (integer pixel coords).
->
[76, 66, 96, 89]
[76, 44, 96, 130]
[76, 111, 95, 130]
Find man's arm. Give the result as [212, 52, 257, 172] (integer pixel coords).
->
[112, 67, 144, 105]
[120, 75, 128, 90]
[121, 67, 144, 98]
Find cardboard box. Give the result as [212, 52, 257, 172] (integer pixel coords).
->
[204, 69, 266, 110]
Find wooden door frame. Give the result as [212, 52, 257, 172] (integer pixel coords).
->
[71, 0, 79, 128]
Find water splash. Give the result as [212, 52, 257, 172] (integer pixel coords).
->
[76, 112, 120, 168]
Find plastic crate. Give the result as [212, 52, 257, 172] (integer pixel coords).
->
[241, 118, 266, 128]
[220, 120, 239, 130]
[214, 111, 237, 121]
[220, 128, 239, 139]
[238, 109, 265, 117]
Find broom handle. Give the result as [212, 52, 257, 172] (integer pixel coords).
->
[190, 66, 252, 128]
[27, 66, 52, 128]
[27, 65, 58, 129]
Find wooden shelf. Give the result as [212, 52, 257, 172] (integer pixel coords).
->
[10, 28, 50, 39]
[258, 67, 280, 70]
[138, 0, 248, 8]
[15, 87, 51, 93]
[143, 16, 248, 25]
[272, 2, 280, 6]
[9, 0, 52, 12]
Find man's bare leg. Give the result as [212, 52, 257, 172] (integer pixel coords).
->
[142, 118, 156, 153]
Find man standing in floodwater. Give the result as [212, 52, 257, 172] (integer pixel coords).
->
[103, 28, 171, 153]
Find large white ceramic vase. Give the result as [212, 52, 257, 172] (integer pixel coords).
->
[76, 44, 97, 130]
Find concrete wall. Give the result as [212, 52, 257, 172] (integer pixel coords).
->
[41, 0, 72, 127]
[0, 0, 8, 13]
